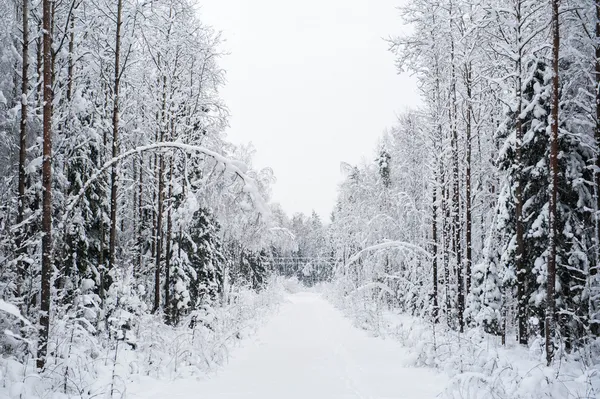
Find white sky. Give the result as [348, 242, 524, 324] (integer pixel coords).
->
[199, 0, 419, 220]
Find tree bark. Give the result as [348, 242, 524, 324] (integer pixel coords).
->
[546, 0, 560, 366]
[465, 64, 473, 295]
[515, 1, 528, 346]
[154, 155, 164, 313]
[432, 168, 439, 323]
[153, 75, 168, 313]
[36, 17, 42, 106]
[449, 9, 464, 331]
[108, 0, 123, 273]
[137, 156, 144, 273]
[443, 176, 451, 322]
[132, 157, 138, 277]
[164, 159, 173, 322]
[16, 0, 29, 301]
[66, 14, 74, 102]
[38, 0, 53, 370]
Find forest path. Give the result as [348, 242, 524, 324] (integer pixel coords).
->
[133, 292, 447, 399]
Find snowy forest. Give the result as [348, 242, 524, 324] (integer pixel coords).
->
[0, 0, 600, 398]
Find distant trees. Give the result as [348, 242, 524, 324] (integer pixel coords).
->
[331, 113, 430, 314]
[289, 211, 329, 259]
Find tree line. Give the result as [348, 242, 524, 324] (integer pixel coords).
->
[330, 0, 598, 365]
[0, 0, 278, 370]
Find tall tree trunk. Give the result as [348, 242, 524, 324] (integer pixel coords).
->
[516, 111, 527, 345]
[432, 42, 442, 325]
[38, 0, 53, 370]
[546, 0, 560, 366]
[50, 1, 55, 81]
[66, 15, 74, 102]
[443, 175, 451, 322]
[132, 157, 138, 277]
[465, 64, 473, 296]
[515, 2, 528, 345]
[17, 0, 29, 301]
[59, 11, 76, 294]
[164, 159, 173, 322]
[452, 124, 463, 333]
[432, 168, 439, 323]
[153, 75, 168, 313]
[137, 156, 144, 273]
[151, 154, 157, 262]
[449, 11, 464, 331]
[108, 0, 123, 273]
[36, 21, 42, 105]
[154, 156, 164, 313]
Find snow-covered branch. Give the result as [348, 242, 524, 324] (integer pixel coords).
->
[64, 141, 271, 223]
[344, 240, 431, 270]
[0, 300, 31, 326]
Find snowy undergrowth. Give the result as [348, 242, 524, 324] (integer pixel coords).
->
[0, 279, 286, 399]
[326, 286, 600, 399]
[384, 312, 599, 399]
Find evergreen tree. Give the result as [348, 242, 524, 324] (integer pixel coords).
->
[172, 208, 225, 324]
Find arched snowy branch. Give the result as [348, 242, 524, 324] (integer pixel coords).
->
[349, 281, 395, 298]
[64, 142, 271, 224]
[344, 240, 431, 270]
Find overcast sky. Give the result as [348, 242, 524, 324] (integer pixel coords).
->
[199, 0, 419, 220]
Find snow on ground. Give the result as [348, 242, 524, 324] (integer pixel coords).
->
[129, 292, 448, 399]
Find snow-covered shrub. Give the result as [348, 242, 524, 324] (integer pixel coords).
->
[282, 276, 302, 293]
[338, 299, 599, 399]
[0, 279, 285, 399]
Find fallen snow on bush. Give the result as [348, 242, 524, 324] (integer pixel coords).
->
[383, 312, 599, 399]
[326, 286, 600, 399]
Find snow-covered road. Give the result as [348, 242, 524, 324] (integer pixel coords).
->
[133, 292, 447, 399]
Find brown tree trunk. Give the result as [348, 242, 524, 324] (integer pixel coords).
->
[37, 0, 53, 370]
[546, 0, 560, 366]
